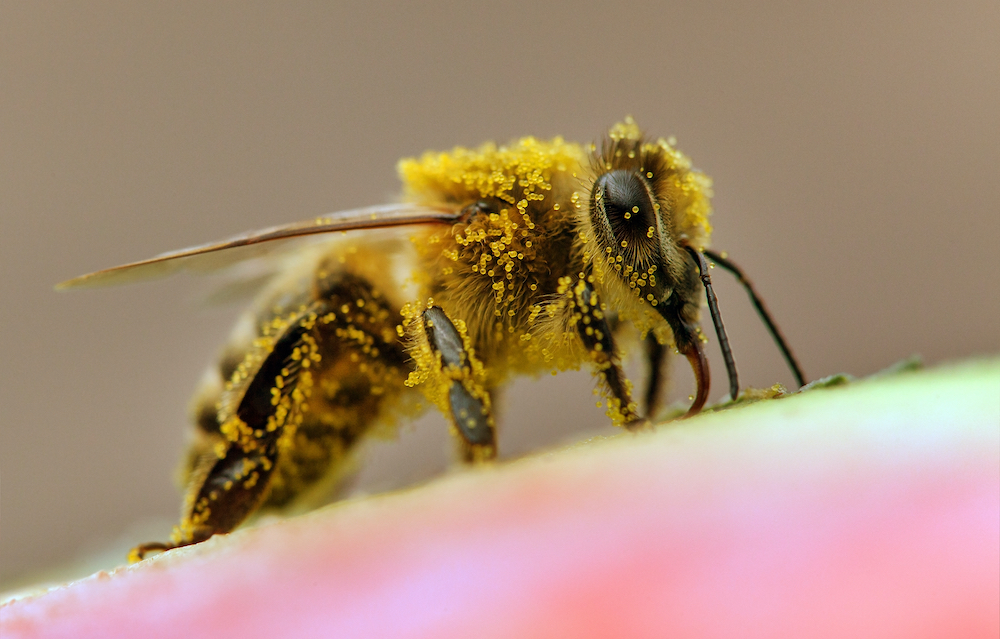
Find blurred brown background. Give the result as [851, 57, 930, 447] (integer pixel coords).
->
[2, 2, 998, 585]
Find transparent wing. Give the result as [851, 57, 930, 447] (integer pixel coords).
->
[57, 203, 460, 289]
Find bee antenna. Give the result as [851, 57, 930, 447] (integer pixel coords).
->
[684, 246, 740, 402]
[702, 249, 807, 388]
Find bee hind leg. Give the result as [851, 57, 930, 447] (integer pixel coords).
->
[128, 542, 172, 563]
[129, 433, 285, 563]
[128, 315, 321, 562]
[421, 306, 497, 462]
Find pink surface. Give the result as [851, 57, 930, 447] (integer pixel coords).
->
[3, 374, 998, 638]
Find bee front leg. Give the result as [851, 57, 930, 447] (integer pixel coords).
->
[643, 334, 668, 419]
[421, 306, 497, 462]
[571, 279, 644, 430]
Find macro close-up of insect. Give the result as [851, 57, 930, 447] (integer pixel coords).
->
[59, 117, 806, 563]
[7, 4, 995, 634]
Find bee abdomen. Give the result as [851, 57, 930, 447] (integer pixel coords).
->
[176, 267, 413, 539]
[264, 286, 412, 508]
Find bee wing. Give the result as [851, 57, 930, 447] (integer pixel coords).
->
[56, 203, 461, 290]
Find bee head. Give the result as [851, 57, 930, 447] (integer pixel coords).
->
[588, 156, 691, 313]
[585, 118, 714, 329]
[589, 168, 671, 302]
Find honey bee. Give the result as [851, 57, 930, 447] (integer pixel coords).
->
[60, 117, 806, 562]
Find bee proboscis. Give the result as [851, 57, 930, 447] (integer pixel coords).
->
[60, 118, 806, 561]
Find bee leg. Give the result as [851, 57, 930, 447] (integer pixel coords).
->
[130, 317, 320, 562]
[571, 278, 643, 429]
[263, 275, 411, 508]
[128, 541, 172, 562]
[421, 306, 497, 462]
[129, 439, 282, 563]
[643, 334, 668, 418]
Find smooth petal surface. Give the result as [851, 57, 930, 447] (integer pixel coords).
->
[3, 360, 998, 638]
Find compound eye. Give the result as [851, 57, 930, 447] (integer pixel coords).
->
[592, 170, 657, 243]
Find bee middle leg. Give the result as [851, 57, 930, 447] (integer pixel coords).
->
[421, 306, 497, 462]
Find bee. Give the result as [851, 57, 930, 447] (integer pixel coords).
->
[59, 117, 806, 562]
